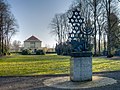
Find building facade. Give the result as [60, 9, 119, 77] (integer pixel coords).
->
[24, 35, 42, 51]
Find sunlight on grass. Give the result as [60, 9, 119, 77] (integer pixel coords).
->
[93, 58, 120, 72]
[0, 54, 120, 76]
[0, 54, 70, 76]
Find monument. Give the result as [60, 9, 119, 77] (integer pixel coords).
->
[68, 8, 93, 82]
[43, 8, 117, 90]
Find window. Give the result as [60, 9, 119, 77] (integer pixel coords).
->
[30, 42, 35, 44]
[30, 42, 35, 48]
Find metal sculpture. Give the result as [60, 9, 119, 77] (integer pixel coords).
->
[68, 9, 93, 52]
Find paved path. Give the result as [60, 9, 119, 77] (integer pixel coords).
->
[0, 71, 120, 90]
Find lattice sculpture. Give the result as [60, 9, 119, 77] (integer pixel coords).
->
[68, 9, 93, 52]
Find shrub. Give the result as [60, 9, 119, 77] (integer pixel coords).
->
[107, 54, 113, 58]
[36, 50, 45, 55]
[7, 52, 11, 55]
[4, 53, 6, 56]
[22, 49, 31, 55]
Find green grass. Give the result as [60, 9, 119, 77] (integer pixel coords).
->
[0, 54, 70, 76]
[0, 54, 120, 76]
[93, 57, 120, 72]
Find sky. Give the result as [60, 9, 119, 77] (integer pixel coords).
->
[7, 0, 73, 48]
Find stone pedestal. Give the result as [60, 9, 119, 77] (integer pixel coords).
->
[70, 52, 92, 82]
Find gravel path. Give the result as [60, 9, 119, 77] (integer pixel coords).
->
[0, 71, 120, 90]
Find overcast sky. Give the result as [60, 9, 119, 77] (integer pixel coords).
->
[8, 0, 73, 47]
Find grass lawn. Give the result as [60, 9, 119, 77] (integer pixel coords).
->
[0, 54, 120, 76]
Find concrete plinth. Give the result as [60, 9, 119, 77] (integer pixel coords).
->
[43, 76, 117, 89]
[70, 52, 92, 82]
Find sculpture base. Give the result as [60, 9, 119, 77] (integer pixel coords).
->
[70, 52, 92, 82]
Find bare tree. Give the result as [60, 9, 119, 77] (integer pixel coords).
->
[50, 13, 70, 44]
[50, 0, 120, 56]
[0, 0, 18, 54]
[102, 0, 120, 57]
[50, 14, 61, 44]
[12, 40, 21, 52]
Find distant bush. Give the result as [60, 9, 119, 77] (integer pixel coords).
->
[46, 52, 56, 54]
[36, 50, 45, 55]
[2, 52, 11, 56]
[3, 53, 7, 56]
[10, 52, 21, 54]
[22, 49, 31, 55]
[107, 54, 113, 58]
[55, 42, 71, 56]
[7, 52, 11, 55]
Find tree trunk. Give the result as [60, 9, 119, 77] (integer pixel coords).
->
[1, 29, 4, 53]
[104, 33, 107, 51]
[107, 0, 112, 57]
[98, 27, 101, 55]
[0, 32, 1, 54]
[93, 0, 97, 56]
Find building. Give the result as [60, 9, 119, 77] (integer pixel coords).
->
[24, 35, 42, 51]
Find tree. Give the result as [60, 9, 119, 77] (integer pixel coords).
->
[109, 13, 120, 50]
[102, 0, 120, 57]
[0, 0, 18, 54]
[50, 14, 61, 44]
[50, 13, 70, 44]
[50, 13, 71, 55]
[50, 0, 120, 56]
[12, 40, 21, 52]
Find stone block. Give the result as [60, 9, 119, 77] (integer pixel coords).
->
[70, 56, 92, 82]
